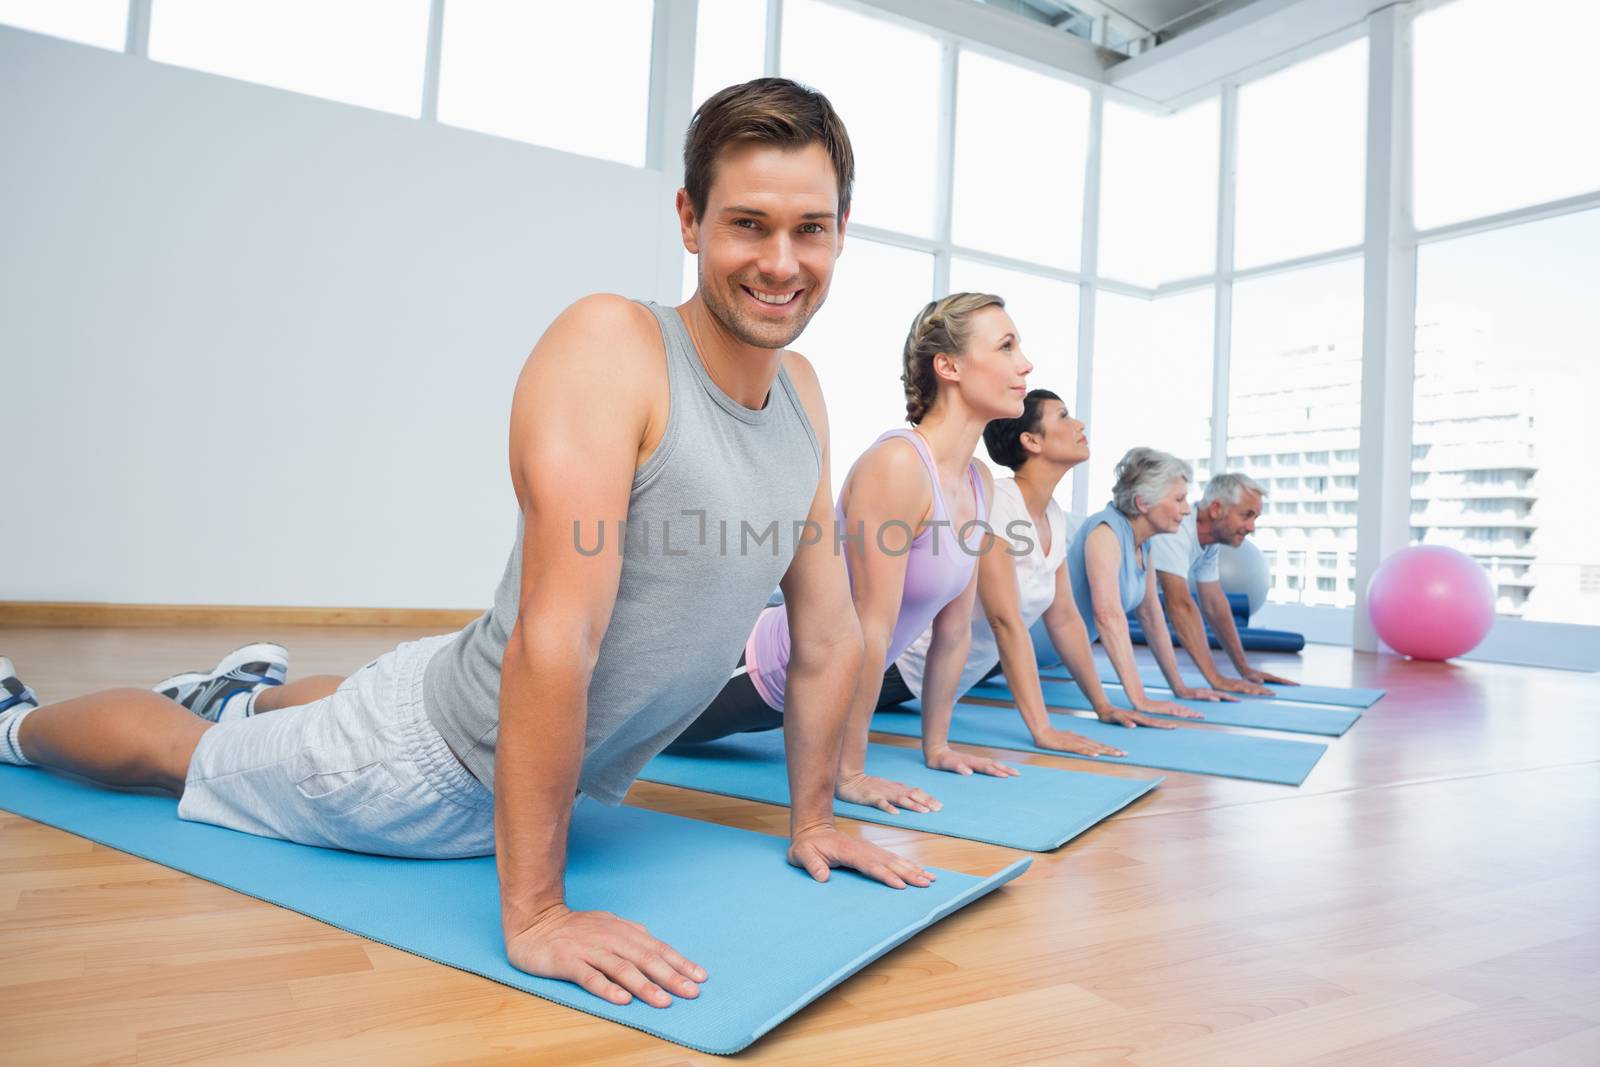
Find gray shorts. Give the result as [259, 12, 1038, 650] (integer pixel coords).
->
[177, 632, 496, 859]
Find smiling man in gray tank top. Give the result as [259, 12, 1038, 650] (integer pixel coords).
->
[0, 79, 931, 1011]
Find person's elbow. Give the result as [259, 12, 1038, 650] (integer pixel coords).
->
[506, 616, 601, 691]
[791, 613, 864, 679]
[929, 620, 971, 662]
[1093, 603, 1128, 633]
[986, 608, 1024, 641]
[1164, 591, 1197, 621]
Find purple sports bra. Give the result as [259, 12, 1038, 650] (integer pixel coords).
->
[744, 429, 989, 712]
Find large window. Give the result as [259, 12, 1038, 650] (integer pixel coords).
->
[0, 0, 127, 50]
[1234, 39, 1367, 268]
[438, 0, 654, 165]
[781, 0, 941, 237]
[149, 0, 431, 116]
[1227, 258, 1364, 607]
[791, 239, 935, 491]
[948, 258, 1079, 491]
[1087, 289, 1213, 511]
[948, 259, 1077, 403]
[14, 0, 1591, 657]
[951, 50, 1091, 268]
[691, 0, 765, 112]
[1411, 208, 1600, 625]
[1098, 98, 1219, 286]
[1414, 0, 1600, 229]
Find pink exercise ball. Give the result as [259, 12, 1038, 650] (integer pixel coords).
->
[1366, 545, 1495, 661]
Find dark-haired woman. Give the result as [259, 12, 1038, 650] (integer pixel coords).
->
[895, 393, 1196, 757]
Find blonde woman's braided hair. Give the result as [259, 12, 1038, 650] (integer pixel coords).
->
[900, 292, 1006, 425]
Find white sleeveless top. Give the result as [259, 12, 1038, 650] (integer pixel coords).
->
[895, 477, 1070, 700]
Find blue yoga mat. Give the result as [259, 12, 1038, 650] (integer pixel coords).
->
[0, 766, 1027, 1055]
[871, 701, 1327, 786]
[967, 678, 1360, 737]
[1039, 666, 1384, 709]
[640, 731, 1161, 852]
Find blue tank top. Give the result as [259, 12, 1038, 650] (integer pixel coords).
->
[1066, 505, 1148, 644]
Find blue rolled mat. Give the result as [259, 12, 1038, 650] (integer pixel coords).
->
[641, 731, 1162, 852]
[1037, 666, 1384, 710]
[1223, 591, 1252, 625]
[967, 677, 1360, 737]
[0, 766, 1028, 1055]
[1027, 612, 1305, 666]
[1231, 627, 1308, 653]
[871, 701, 1326, 786]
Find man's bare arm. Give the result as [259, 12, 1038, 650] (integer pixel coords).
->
[1195, 580, 1275, 695]
[777, 353, 934, 887]
[1158, 570, 1227, 687]
[496, 295, 704, 1009]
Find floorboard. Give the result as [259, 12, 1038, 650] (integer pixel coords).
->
[2, 624, 1595, 1065]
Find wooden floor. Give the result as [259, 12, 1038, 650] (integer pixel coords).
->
[2, 624, 1598, 1066]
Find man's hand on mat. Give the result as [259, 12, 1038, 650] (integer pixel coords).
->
[836, 771, 942, 815]
[1173, 684, 1240, 704]
[1029, 725, 1126, 758]
[924, 744, 1020, 778]
[1215, 675, 1274, 698]
[1102, 704, 1180, 728]
[506, 904, 706, 1009]
[1243, 667, 1298, 687]
[787, 825, 936, 890]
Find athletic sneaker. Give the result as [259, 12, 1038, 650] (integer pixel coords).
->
[0, 657, 39, 714]
[153, 642, 288, 722]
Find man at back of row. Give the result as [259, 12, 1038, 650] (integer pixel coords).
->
[0, 78, 929, 1011]
[1148, 472, 1297, 695]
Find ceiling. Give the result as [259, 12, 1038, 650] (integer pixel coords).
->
[973, 0, 1260, 54]
[1077, 1, 1235, 33]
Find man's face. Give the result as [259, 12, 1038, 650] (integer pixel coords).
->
[680, 142, 844, 350]
[1214, 490, 1263, 546]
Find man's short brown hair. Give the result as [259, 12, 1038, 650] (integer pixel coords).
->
[683, 77, 855, 222]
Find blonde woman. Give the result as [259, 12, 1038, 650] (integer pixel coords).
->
[675, 293, 1033, 814]
[894, 390, 1129, 756]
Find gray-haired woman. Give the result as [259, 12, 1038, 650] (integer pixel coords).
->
[1062, 447, 1233, 724]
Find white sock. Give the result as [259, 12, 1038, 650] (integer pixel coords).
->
[0, 704, 38, 766]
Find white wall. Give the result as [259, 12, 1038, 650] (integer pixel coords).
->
[1256, 603, 1599, 672]
[0, 28, 676, 609]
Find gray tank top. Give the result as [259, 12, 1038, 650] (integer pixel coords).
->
[422, 301, 821, 805]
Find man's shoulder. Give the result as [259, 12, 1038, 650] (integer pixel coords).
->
[513, 295, 667, 425]
[1148, 517, 1198, 575]
[556, 294, 662, 349]
[778, 347, 818, 384]
[1171, 513, 1203, 551]
[526, 295, 669, 393]
[778, 348, 824, 409]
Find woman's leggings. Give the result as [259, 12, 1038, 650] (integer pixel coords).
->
[668, 654, 919, 748]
